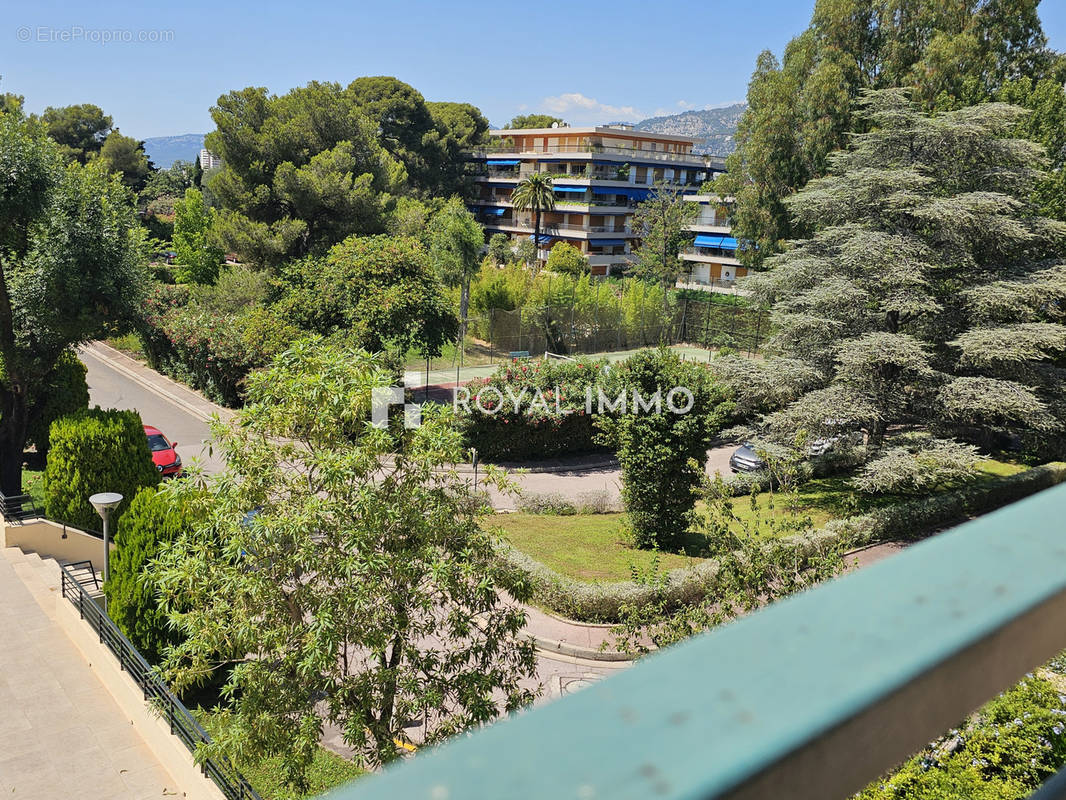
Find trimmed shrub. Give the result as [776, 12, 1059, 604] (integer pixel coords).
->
[26, 350, 89, 459]
[458, 356, 609, 460]
[597, 348, 734, 549]
[496, 462, 1066, 622]
[43, 408, 160, 530]
[104, 485, 200, 663]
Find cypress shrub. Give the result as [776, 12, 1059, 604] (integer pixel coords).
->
[104, 485, 197, 663]
[43, 407, 160, 530]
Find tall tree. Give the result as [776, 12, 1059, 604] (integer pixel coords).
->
[97, 129, 151, 190]
[39, 103, 112, 164]
[273, 235, 459, 359]
[154, 341, 537, 781]
[722, 90, 1066, 478]
[205, 82, 405, 267]
[510, 173, 555, 266]
[0, 112, 145, 494]
[425, 101, 491, 197]
[172, 188, 223, 284]
[504, 114, 564, 129]
[426, 197, 484, 334]
[631, 180, 700, 293]
[720, 0, 1060, 265]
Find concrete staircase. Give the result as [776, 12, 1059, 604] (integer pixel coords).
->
[1, 545, 100, 618]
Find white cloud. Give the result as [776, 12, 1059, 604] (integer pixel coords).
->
[677, 100, 695, 109]
[539, 92, 643, 124]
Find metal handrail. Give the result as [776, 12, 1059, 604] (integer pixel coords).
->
[0, 492, 40, 522]
[470, 143, 725, 167]
[58, 562, 262, 800]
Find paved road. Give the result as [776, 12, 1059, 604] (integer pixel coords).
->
[80, 347, 227, 474]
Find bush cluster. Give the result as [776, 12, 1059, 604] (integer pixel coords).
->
[25, 350, 89, 459]
[496, 462, 1066, 622]
[43, 408, 160, 531]
[459, 356, 610, 460]
[138, 281, 300, 407]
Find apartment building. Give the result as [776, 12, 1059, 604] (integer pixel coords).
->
[468, 124, 727, 275]
[678, 195, 749, 291]
[198, 148, 222, 170]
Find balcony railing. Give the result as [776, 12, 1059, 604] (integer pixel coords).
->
[59, 562, 262, 800]
[322, 482, 1066, 800]
[470, 143, 727, 168]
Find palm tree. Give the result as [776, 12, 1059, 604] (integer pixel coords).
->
[510, 173, 556, 266]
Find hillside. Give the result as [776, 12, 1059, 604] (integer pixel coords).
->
[142, 133, 206, 168]
[634, 104, 746, 155]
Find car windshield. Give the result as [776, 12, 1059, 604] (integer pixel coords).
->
[146, 434, 171, 452]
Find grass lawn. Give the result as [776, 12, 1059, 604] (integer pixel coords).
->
[21, 466, 45, 507]
[105, 333, 145, 359]
[196, 711, 364, 800]
[494, 458, 1027, 583]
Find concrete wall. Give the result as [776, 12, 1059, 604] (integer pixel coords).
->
[2, 518, 113, 571]
[56, 598, 227, 800]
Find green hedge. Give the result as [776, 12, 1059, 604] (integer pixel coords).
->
[43, 408, 160, 531]
[459, 356, 610, 461]
[138, 283, 300, 407]
[496, 462, 1066, 623]
[104, 485, 199, 664]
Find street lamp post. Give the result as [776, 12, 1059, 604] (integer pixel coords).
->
[89, 492, 123, 611]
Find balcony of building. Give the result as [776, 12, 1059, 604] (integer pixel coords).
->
[324, 482, 1066, 800]
[470, 140, 727, 169]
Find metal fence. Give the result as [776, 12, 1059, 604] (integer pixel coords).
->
[414, 287, 769, 384]
[58, 562, 262, 800]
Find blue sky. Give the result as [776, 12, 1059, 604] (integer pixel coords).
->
[5, 0, 1066, 139]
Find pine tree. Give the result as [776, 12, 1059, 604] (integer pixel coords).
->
[717, 90, 1066, 486]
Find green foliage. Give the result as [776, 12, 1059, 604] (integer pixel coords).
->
[504, 114, 564, 129]
[97, 129, 150, 190]
[39, 103, 112, 164]
[140, 159, 198, 204]
[104, 485, 201, 664]
[596, 348, 734, 550]
[424, 101, 491, 197]
[25, 350, 89, 458]
[458, 356, 608, 460]
[0, 112, 145, 494]
[735, 91, 1066, 471]
[721, 0, 1059, 264]
[510, 173, 556, 261]
[172, 188, 223, 284]
[204, 82, 405, 267]
[154, 341, 537, 780]
[138, 283, 300, 407]
[545, 242, 588, 276]
[43, 408, 160, 530]
[852, 437, 982, 495]
[487, 232, 514, 265]
[630, 181, 699, 286]
[426, 197, 483, 324]
[273, 234, 458, 358]
[858, 676, 1066, 799]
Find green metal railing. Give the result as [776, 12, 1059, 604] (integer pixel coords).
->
[325, 483, 1066, 799]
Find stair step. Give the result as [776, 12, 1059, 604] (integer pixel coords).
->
[2, 546, 26, 564]
[10, 560, 58, 619]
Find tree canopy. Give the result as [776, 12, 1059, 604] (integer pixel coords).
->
[39, 103, 112, 164]
[720, 0, 1064, 265]
[716, 90, 1066, 481]
[154, 341, 537, 781]
[504, 114, 565, 129]
[0, 111, 145, 493]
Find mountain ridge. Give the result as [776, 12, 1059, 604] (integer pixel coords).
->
[633, 103, 746, 155]
[142, 133, 205, 168]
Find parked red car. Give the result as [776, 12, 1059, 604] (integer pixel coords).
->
[144, 425, 182, 478]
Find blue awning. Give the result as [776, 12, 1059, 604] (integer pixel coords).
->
[594, 239, 626, 246]
[694, 234, 724, 248]
[527, 234, 553, 245]
[619, 187, 651, 199]
[487, 160, 520, 166]
[483, 207, 506, 216]
[719, 236, 738, 250]
[553, 186, 587, 194]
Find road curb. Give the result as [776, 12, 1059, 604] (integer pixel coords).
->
[530, 633, 634, 663]
[82, 343, 231, 425]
